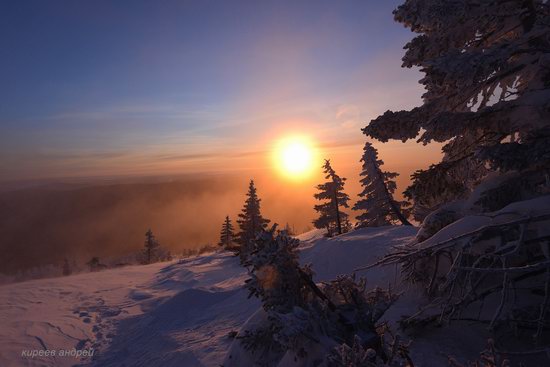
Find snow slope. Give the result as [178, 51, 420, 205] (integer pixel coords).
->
[0, 226, 502, 367]
[0, 252, 255, 367]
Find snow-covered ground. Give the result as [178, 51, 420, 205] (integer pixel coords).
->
[0, 226, 497, 367]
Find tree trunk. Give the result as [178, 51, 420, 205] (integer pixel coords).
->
[390, 200, 413, 226]
[333, 189, 342, 235]
[376, 168, 412, 226]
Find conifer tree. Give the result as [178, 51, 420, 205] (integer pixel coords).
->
[144, 229, 160, 264]
[236, 180, 270, 260]
[218, 215, 236, 250]
[87, 257, 100, 272]
[233, 225, 400, 365]
[281, 222, 295, 236]
[243, 225, 312, 313]
[363, 0, 550, 221]
[313, 159, 350, 236]
[353, 142, 411, 227]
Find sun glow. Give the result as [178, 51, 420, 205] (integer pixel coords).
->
[274, 136, 317, 180]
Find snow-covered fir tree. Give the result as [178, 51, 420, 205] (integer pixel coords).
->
[218, 215, 236, 250]
[281, 222, 295, 236]
[353, 142, 411, 227]
[231, 226, 401, 366]
[143, 229, 160, 264]
[86, 257, 101, 272]
[313, 159, 350, 236]
[363, 0, 550, 221]
[243, 225, 312, 313]
[356, 0, 550, 344]
[236, 180, 270, 260]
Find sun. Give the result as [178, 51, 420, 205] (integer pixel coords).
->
[273, 136, 317, 179]
[282, 142, 311, 173]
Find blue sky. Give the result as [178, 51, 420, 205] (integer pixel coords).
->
[0, 0, 427, 182]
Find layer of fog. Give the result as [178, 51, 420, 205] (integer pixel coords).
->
[0, 174, 319, 275]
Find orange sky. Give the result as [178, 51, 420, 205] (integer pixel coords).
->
[1, 0, 442, 186]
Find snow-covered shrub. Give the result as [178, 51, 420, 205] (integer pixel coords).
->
[327, 336, 377, 366]
[415, 201, 464, 243]
[374, 196, 550, 344]
[229, 226, 400, 366]
[416, 171, 549, 244]
[472, 171, 547, 213]
[234, 227, 315, 364]
[87, 257, 107, 272]
[197, 244, 217, 254]
[322, 276, 396, 342]
[327, 334, 413, 367]
[243, 225, 314, 313]
[11, 264, 62, 281]
[447, 339, 511, 367]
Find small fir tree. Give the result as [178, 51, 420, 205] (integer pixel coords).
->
[342, 217, 353, 233]
[243, 225, 312, 313]
[87, 257, 100, 272]
[236, 180, 270, 260]
[281, 222, 295, 236]
[234, 226, 399, 365]
[353, 142, 411, 227]
[144, 229, 160, 264]
[218, 215, 236, 250]
[313, 159, 350, 236]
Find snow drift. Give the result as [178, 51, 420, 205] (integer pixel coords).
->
[0, 225, 519, 366]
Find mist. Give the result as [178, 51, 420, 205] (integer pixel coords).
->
[0, 173, 322, 275]
[0, 137, 441, 276]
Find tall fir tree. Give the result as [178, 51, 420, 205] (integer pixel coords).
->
[363, 0, 550, 221]
[218, 215, 236, 250]
[144, 228, 160, 264]
[236, 180, 270, 260]
[313, 159, 350, 236]
[353, 142, 411, 227]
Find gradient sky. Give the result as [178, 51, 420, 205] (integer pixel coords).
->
[0, 0, 440, 184]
